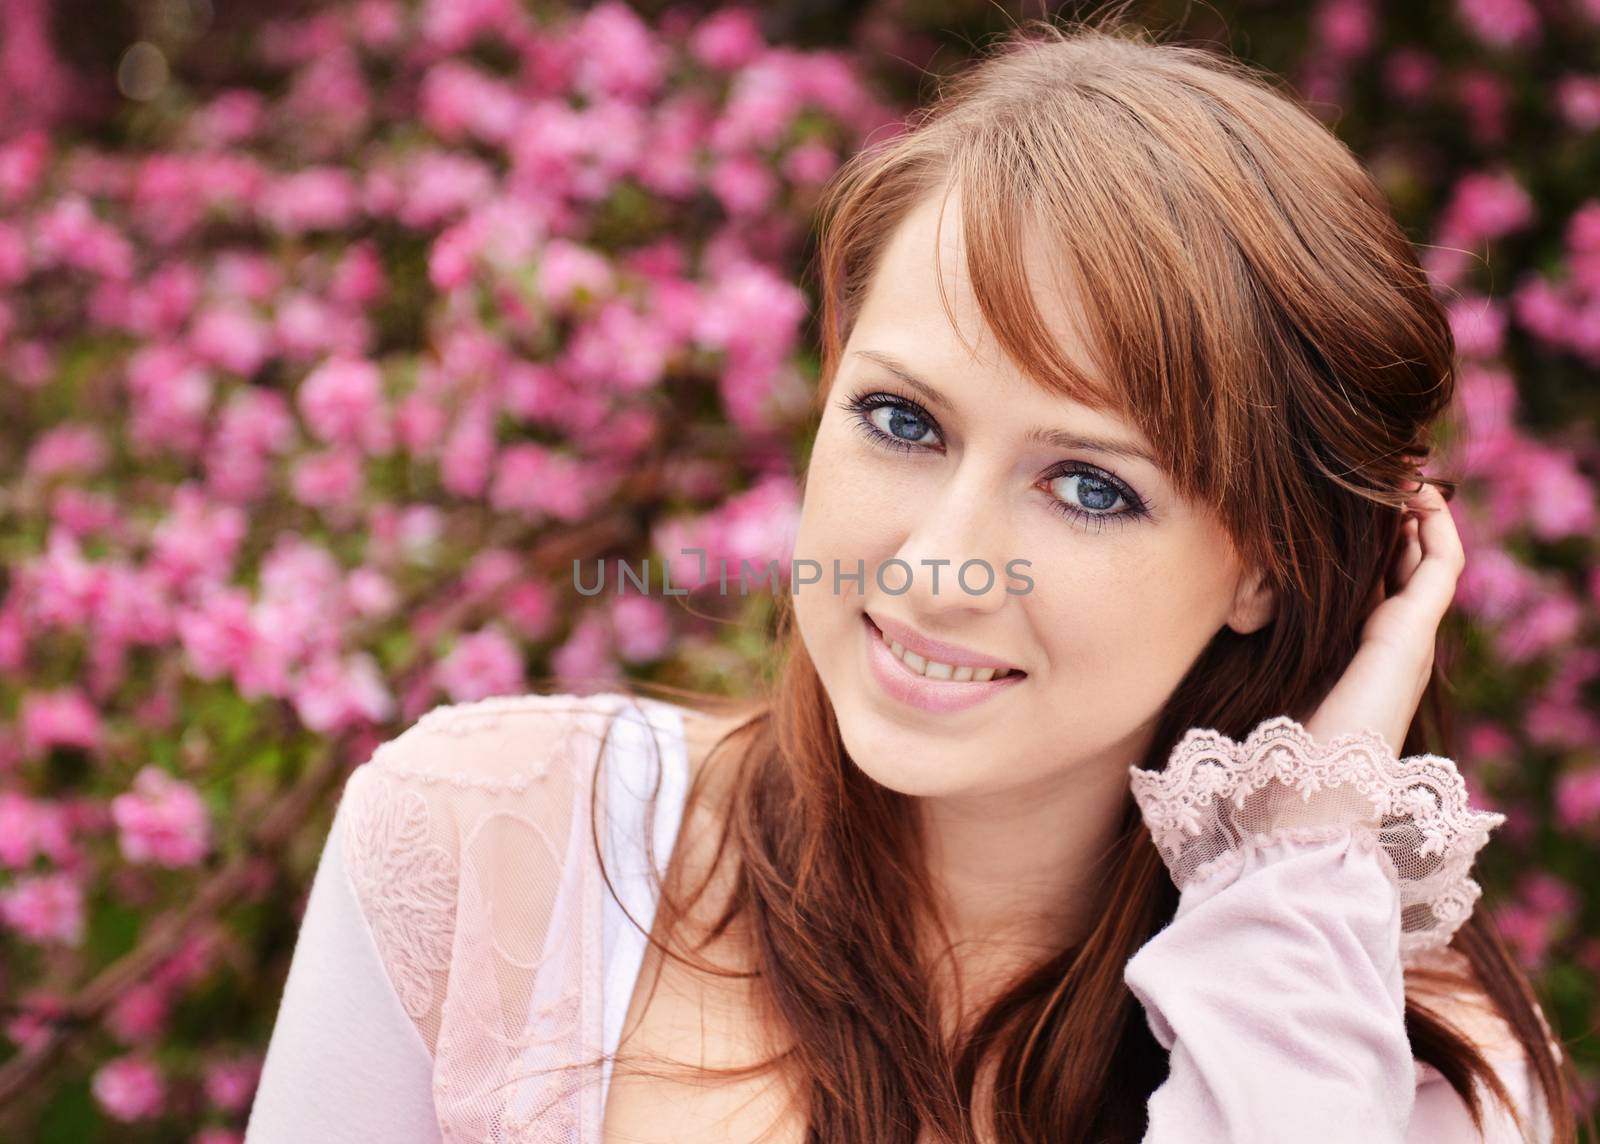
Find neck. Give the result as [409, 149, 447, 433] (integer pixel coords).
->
[914, 744, 1135, 1012]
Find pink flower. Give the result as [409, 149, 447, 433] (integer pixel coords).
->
[1558, 75, 1600, 131]
[291, 450, 365, 512]
[149, 483, 248, 592]
[0, 221, 28, 285]
[611, 595, 670, 663]
[395, 505, 445, 563]
[537, 239, 614, 308]
[428, 217, 484, 290]
[206, 387, 296, 502]
[190, 303, 272, 378]
[461, 549, 519, 600]
[6, 991, 68, 1055]
[560, 300, 673, 393]
[19, 687, 103, 757]
[1384, 49, 1437, 100]
[0, 130, 50, 206]
[394, 152, 496, 229]
[1557, 766, 1600, 829]
[1438, 171, 1535, 245]
[136, 262, 204, 334]
[0, 872, 85, 946]
[570, 3, 664, 102]
[111, 766, 211, 868]
[720, 60, 809, 153]
[187, 89, 264, 147]
[1464, 720, 1516, 766]
[1456, 0, 1540, 48]
[292, 652, 394, 733]
[439, 401, 495, 498]
[419, 62, 523, 146]
[32, 195, 134, 279]
[330, 242, 387, 306]
[258, 168, 360, 234]
[395, 391, 449, 454]
[92, 1055, 166, 1122]
[419, 0, 525, 54]
[1529, 697, 1600, 750]
[551, 612, 620, 689]
[1446, 296, 1506, 360]
[710, 152, 778, 216]
[0, 794, 47, 868]
[106, 982, 171, 1044]
[171, 589, 244, 685]
[435, 627, 525, 702]
[1315, 0, 1374, 58]
[210, 250, 283, 303]
[1457, 71, 1508, 147]
[345, 567, 398, 619]
[1510, 274, 1572, 343]
[490, 444, 592, 522]
[25, 425, 109, 481]
[503, 581, 556, 641]
[298, 357, 389, 449]
[782, 141, 837, 186]
[125, 344, 215, 454]
[1493, 590, 1583, 664]
[690, 9, 765, 70]
[203, 1056, 261, 1113]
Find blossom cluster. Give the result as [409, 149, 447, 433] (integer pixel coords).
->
[0, 1, 893, 1135]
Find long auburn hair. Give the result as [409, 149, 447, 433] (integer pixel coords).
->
[548, 13, 1583, 1142]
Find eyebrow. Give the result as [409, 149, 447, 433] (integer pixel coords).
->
[850, 349, 1159, 467]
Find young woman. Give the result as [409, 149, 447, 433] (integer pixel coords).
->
[246, 18, 1579, 1144]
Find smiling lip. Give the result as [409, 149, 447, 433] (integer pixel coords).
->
[862, 613, 1026, 714]
[864, 612, 1023, 674]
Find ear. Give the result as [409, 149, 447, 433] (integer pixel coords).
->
[1226, 566, 1276, 635]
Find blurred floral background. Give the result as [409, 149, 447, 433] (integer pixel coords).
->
[0, 0, 1595, 1139]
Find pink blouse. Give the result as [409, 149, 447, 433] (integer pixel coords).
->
[244, 691, 1557, 1142]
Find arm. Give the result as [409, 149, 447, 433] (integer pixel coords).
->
[1123, 715, 1543, 1144]
[245, 767, 444, 1144]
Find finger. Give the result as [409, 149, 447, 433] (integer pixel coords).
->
[1392, 489, 1465, 619]
[1388, 514, 1422, 595]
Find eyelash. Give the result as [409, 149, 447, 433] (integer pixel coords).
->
[838, 388, 1154, 533]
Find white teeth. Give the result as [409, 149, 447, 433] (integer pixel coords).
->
[878, 627, 1015, 682]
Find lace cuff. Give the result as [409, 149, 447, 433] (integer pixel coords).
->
[1128, 715, 1506, 959]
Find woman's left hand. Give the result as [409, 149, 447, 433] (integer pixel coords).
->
[1303, 479, 1465, 757]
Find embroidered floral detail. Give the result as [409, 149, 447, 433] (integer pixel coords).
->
[1128, 715, 1505, 957]
[341, 770, 460, 1023]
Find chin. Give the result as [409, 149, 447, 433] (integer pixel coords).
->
[831, 701, 985, 800]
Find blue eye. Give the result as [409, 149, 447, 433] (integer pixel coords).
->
[837, 389, 1153, 534]
[856, 396, 937, 450]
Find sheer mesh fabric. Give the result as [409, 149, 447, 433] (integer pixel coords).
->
[339, 691, 685, 1143]
[1127, 715, 1507, 962]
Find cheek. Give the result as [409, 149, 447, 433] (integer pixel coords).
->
[794, 427, 891, 560]
[1033, 538, 1231, 678]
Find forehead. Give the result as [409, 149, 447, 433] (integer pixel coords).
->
[849, 184, 1136, 427]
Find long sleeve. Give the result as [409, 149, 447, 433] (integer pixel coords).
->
[1123, 715, 1551, 1144]
[245, 769, 444, 1143]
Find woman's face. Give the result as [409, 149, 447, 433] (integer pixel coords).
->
[792, 188, 1274, 801]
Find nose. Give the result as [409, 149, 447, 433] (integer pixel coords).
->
[889, 467, 1015, 618]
